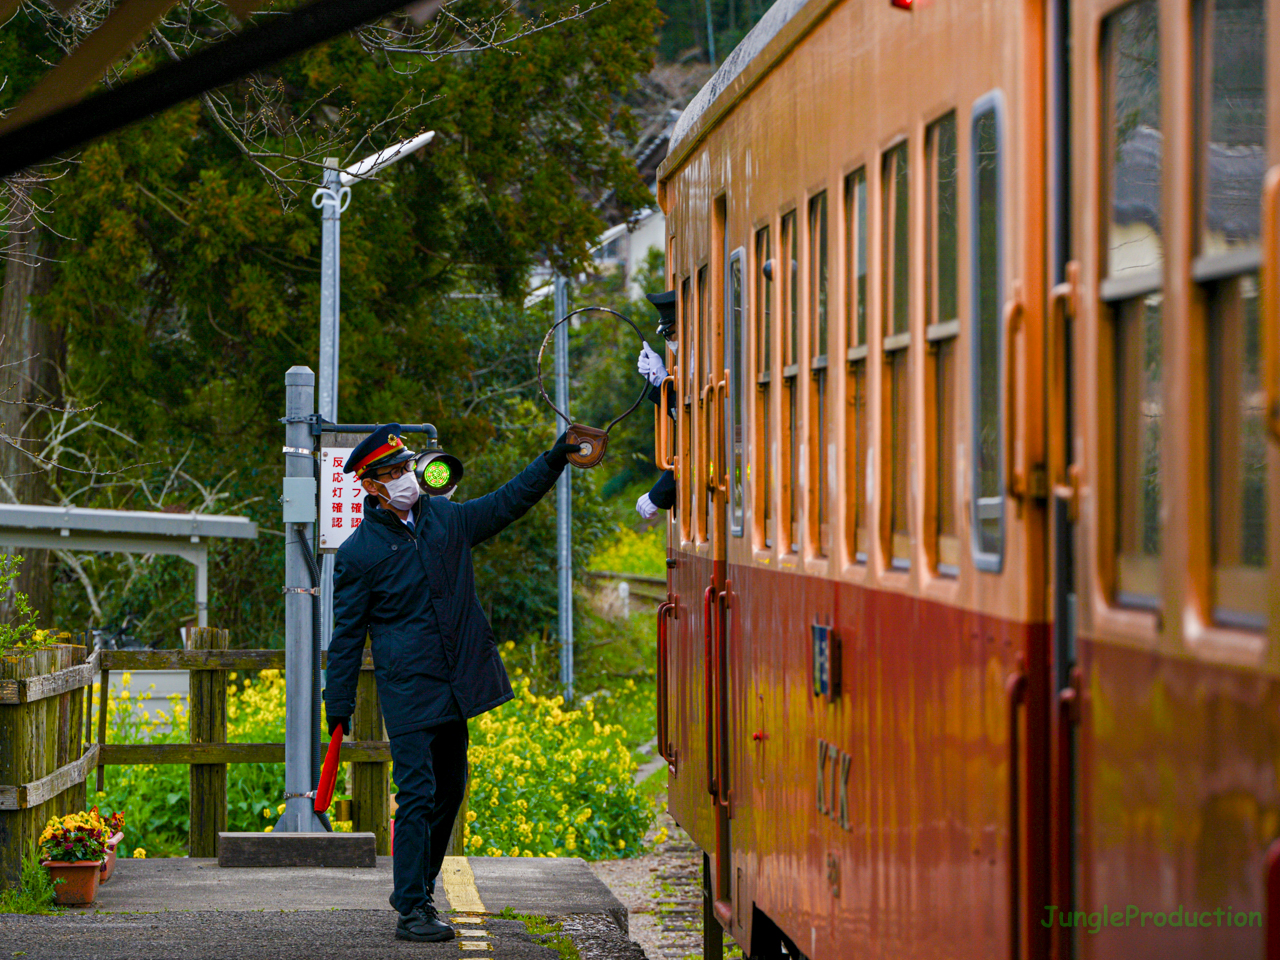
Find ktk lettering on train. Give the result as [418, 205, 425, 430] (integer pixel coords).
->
[1041, 905, 1262, 932]
[815, 739, 851, 830]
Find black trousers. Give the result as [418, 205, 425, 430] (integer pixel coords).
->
[388, 719, 468, 914]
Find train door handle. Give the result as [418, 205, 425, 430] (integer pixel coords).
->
[714, 373, 728, 494]
[656, 601, 675, 766]
[1002, 286, 1027, 503]
[655, 376, 676, 471]
[1052, 464, 1081, 525]
[1048, 261, 1080, 511]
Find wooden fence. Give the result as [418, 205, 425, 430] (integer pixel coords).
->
[93, 627, 394, 858]
[1, 629, 476, 879]
[0, 642, 97, 886]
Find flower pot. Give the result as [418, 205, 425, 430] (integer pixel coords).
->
[42, 860, 101, 906]
[99, 832, 124, 883]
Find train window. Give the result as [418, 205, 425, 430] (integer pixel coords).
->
[781, 211, 800, 553]
[680, 275, 692, 542]
[1102, 2, 1163, 599]
[1207, 276, 1266, 628]
[845, 168, 869, 563]
[728, 248, 746, 538]
[1197, 0, 1265, 265]
[1103, 0, 1163, 292]
[755, 227, 774, 549]
[971, 98, 1004, 569]
[927, 112, 960, 575]
[1196, 0, 1267, 628]
[882, 143, 911, 569]
[810, 192, 830, 360]
[697, 264, 710, 543]
[809, 192, 830, 556]
[927, 114, 959, 330]
[1114, 293, 1163, 604]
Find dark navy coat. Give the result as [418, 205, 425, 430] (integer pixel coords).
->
[324, 453, 562, 736]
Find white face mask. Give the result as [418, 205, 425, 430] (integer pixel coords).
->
[376, 471, 420, 511]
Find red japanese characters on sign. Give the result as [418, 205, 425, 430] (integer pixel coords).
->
[319, 448, 367, 551]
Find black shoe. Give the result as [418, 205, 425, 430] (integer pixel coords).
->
[396, 904, 455, 943]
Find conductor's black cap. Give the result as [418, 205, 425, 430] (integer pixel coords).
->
[345, 424, 416, 477]
[647, 290, 677, 341]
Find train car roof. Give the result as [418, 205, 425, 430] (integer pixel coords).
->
[661, 0, 816, 182]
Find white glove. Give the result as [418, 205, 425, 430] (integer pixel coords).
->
[636, 492, 659, 519]
[637, 341, 668, 388]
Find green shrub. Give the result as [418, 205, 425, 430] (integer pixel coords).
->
[0, 854, 61, 914]
[0, 555, 42, 655]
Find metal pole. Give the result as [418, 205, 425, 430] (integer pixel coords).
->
[704, 0, 717, 63]
[553, 276, 573, 701]
[193, 549, 208, 629]
[315, 159, 344, 655]
[277, 366, 326, 833]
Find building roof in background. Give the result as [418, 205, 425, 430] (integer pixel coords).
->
[0, 505, 257, 542]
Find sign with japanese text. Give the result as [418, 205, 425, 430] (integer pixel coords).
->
[319, 448, 366, 552]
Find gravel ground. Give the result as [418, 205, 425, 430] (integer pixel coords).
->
[589, 810, 742, 960]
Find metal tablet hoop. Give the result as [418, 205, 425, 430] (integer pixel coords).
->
[536, 306, 650, 468]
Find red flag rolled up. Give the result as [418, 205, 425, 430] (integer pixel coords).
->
[314, 725, 344, 814]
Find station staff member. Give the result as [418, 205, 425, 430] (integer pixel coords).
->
[636, 290, 677, 520]
[324, 424, 580, 944]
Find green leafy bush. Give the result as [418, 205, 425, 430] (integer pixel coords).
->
[0, 555, 42, 655]
[0, 854, 61, 914]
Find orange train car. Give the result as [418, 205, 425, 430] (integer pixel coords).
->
[652, 0, 1280, 957]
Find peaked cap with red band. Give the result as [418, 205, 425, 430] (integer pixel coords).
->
[344, 423, 417, 477]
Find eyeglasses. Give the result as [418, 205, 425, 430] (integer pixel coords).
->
[368, 463, 411, 482]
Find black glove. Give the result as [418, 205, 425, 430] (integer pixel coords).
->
[327, 715, 350, 737]
[544, 432, 582, 470]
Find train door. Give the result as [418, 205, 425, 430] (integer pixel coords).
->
[705, 193, 734, 944]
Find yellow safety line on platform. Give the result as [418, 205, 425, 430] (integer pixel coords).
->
[441, 856, 486, 913]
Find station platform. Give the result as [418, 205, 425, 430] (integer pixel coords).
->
[0, 857, 644, 959]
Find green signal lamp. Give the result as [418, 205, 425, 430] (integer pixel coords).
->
[414, 450, 463, 497]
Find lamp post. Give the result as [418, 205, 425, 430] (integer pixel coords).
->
[553, 275, 573, 701]
[312, 130, 435, 653]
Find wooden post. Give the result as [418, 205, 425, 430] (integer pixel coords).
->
[96, 658, 108, 793]
[83, 634, 94, 768]
[188, 627, 228, 857]
[351, 668, 389, 854]
[62, 644, 86, 818]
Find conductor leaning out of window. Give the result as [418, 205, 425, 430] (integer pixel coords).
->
[635, 290, 678, 520]
[323, 424, 582, 944]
